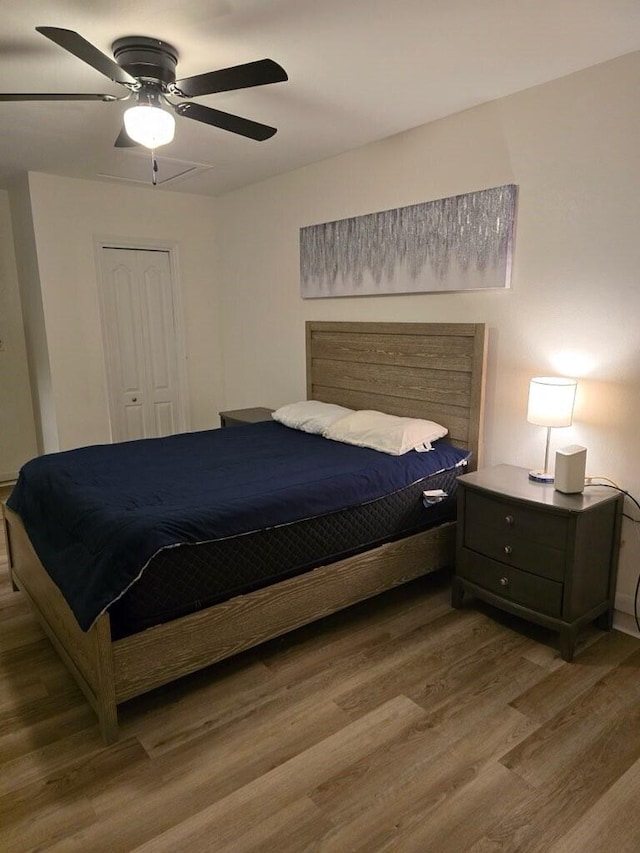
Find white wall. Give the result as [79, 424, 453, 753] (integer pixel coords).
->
[24, 174, 223, 450]
[215, 52, 640, 629]
[0, 185, 39, 476]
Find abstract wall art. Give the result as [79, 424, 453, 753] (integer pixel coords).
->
[300, 184, 517, 298]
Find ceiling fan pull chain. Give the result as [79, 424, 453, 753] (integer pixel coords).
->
[151, 150, 158, 186]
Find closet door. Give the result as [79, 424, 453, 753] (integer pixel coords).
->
[99, 247, 186, 442]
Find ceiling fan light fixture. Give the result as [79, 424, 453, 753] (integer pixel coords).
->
[123, 90, 175, 148]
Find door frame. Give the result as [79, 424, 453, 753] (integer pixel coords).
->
[93, 235, 191, 442]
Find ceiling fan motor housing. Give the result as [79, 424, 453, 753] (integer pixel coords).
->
[112, 36, 179, 87]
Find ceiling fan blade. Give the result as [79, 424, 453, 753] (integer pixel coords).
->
[0, 92, 119, 101]
[175, 58, 287, 98]
[36, 26, 138, 87]
[175, 102, 277, 140]
[114, 127, 139, 147]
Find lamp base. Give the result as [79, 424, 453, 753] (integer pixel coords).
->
[529, 469, 554, 483]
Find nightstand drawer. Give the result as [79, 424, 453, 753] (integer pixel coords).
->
[464, 518, 566, 582]
[458, 551, 563, 617]
[465, 491, 569, 549]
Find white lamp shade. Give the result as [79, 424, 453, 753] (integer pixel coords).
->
[527, 377, 577, 428]
[124, 104, 175, 148]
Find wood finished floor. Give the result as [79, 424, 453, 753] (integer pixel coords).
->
[2, 516, 640, 851]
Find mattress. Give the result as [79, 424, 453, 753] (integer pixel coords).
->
[8, 421, 470, 632]
[108, 464, 461, 638]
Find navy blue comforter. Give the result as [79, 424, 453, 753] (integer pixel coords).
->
[8, 421, 469, 631]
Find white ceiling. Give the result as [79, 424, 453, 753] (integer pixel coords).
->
[1, 0, 639, 197]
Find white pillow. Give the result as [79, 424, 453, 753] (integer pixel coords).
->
[272, 400, 355, 434]
[323, 409, 448, 455]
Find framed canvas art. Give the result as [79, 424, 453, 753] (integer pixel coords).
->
[300, 184, 517, 298]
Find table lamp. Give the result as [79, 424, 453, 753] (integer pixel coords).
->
[527, 376, 577, 482]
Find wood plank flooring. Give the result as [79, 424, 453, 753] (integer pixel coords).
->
[2, 515, 640, 851]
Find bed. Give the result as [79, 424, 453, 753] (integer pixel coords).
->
[2, 321, 487, 742]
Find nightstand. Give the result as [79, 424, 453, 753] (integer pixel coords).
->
[453, 464, 623, 661]
[219, 407, 274, 428]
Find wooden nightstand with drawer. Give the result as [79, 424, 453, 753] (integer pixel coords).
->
[453, 464, 623, 661]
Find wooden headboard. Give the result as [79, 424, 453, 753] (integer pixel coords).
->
[306, 321, 487, 470]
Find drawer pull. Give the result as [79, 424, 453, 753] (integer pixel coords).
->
[504, 545, 513, 556]
[505, 514, 514, 526]
[500, 576, 509, 587]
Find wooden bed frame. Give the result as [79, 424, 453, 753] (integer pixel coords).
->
[2, 321, 486, 743]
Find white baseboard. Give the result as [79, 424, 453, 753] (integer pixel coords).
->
[613, 609, 640, 639]
[611, 592, 639, 638]
[615, 591, 636, 614]
[0, 473, 17, 487]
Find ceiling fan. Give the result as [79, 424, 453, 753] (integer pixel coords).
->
[0, 27, 288, 150]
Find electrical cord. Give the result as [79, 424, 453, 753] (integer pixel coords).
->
[586, 476, 621, 488]
[584, 479, 640, 633]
